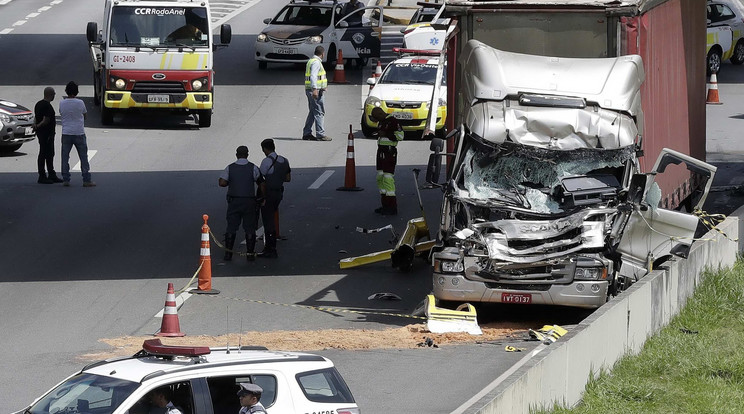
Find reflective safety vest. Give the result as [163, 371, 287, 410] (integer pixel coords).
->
[305, 56, 327, 90]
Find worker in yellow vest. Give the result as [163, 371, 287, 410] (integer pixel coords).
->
[303, 46, 331, 141]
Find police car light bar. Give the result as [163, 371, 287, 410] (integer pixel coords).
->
[142, 339, 211, 357]
[392, 48, 441, 56]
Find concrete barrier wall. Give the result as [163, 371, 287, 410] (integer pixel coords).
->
[465, 208, 742, 414]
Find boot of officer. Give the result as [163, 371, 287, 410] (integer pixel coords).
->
[246, 233, 256, 261]
[224, 233, 236, 261]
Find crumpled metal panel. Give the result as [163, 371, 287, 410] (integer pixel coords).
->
[471, 209, 612, 262]
[465, 100, 639, 149]
[460, 40, 645, 113]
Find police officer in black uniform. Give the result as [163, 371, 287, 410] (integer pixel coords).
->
[219, 146, 266, 261]
[258, 139, 291, 258]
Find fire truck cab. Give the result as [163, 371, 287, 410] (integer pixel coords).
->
[87, 0, 232, 127]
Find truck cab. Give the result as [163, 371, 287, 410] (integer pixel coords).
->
[87, 0, 232, 127]
[425, 40, 716, 309]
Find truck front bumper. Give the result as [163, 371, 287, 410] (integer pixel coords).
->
[433, 272, 609, 309]
[103, 91, 212, 110]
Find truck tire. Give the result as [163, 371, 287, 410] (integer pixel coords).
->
[731, 40, 744, 65]
[101, 105, 114, 125]
[707, 47, 722, 76]
[198, 109, 212, 127]
[258, 61, 267, 70]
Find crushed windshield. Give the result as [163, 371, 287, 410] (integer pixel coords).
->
[462, 144, 634, 213]
[380, 63, 445, 86]
[272, 5, 333, 26]
[28, 373, 138, 414]
[110, 6, 209, 47]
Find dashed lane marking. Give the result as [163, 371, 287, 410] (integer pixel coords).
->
[308, 170, 334, 189]
[0, 0, 63, 36]
[72, 150, 97, 172]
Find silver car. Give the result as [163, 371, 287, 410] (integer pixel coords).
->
[0, 99, 36, 153]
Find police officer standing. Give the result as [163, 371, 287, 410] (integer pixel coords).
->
[237, 384, 266, 414]
[258, 138, 291, 258]
[219, 146, 266, 261]
[370, 107, 404, 215]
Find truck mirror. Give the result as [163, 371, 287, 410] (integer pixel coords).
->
[86, 22, 98, 43]
[430, 137, 444, 153]
[263, 18, 272, 24]
[426, 153, 442, 184]
[366, 77, 376, 86]
[627, 173, 647, 204]
[220, 24, 232, 44]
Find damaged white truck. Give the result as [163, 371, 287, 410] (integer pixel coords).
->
[425, 40, 716, 309]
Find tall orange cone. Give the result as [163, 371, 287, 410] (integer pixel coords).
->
[706, 72, 723, 105]
[337, 125, 363, 191]
[331, 50, 349, 84]
[193, 214, 219, 295]
[156, 282, 185, 337]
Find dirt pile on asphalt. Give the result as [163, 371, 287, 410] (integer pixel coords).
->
[82, 323, 527, 360]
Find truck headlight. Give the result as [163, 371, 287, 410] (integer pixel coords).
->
[256, 33, 268, 42]
[365, 96, 381, 108]
[306, 35, 322, 44]
[110, 76, 126, 90]
[192, 77, 208, 91]
[574, 267, 607, 281]
[434, 259, 464, 273]
[0, 113, 9, 123]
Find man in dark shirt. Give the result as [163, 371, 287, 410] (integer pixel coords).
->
[258, 139, 291, 258]
[34, 87, 63, 184]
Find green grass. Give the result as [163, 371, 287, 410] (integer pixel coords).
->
[538, 260, 744, 414]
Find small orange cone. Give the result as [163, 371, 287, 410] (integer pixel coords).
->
[274, 210, 287, 240]
[370, 60, 383, 91]
[331, 50, 349, 84]
[706, 72, 723, 105]
[193, 214, 219, 295]
[337, 124, 363, 191]
[156, 282, 185, 337]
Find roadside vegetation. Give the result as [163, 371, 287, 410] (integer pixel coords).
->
[540, 260, 744, 414]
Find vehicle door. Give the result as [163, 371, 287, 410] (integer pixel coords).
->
[199, 372, 295, 413]
[616, 148, 717, 279]
[335, 6, 383, 59]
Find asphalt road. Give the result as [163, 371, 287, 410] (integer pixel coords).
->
[2, 1, 744, 413]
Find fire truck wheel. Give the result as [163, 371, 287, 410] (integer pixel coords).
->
[198, 109, 212, 127]
[101, 106, 113, 125]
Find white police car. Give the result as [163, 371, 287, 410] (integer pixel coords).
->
[0, 99, 36, 153]
[361, 53, 446, 137]
[14, 339, 360, 414]
[255, 0, 383, 69]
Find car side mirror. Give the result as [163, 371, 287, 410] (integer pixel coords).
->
[426, 153, 442, 185]
[263, 18, 272, 24]
[430, 137, 444, 153]
[220, 24, 232, 44]
[366, 77, 376, 85]
[86, 22, 98, 43]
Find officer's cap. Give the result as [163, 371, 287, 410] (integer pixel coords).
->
[237, 383, 263, 397]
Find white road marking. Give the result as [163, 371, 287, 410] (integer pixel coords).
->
[0, 0, 12, 5]
[308, 170, 334, 189]
[12, 20, 26, 26]
[0, 28, 12, 35]
[154, 290, 192, 318]
[51, 0, 63, 4]
[26, 12, 40, 18]
[211, 0, 263, 26]
[72, 149, 97, 172]
[39, 6, 51, 11]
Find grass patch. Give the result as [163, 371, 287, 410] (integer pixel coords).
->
[538, 260, 744, 414]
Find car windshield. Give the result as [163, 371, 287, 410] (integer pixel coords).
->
[379, 62, 446, 86]
[27, 373, 138, 414]
[110, 6, 210, 47]
[272, 5, 332, 26]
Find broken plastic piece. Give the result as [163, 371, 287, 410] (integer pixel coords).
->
[368, 292, 402, 301]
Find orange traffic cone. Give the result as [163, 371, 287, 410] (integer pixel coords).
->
[274, 211, 287, 240]
[337, 124, 363, 191]
[706, 72, 723, 105]
[156, 282, 185, 337]
[193, 214, 219, 295]
[331, 50, 349, 84]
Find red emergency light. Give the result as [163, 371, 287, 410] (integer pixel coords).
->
[142, 339, 211, 357]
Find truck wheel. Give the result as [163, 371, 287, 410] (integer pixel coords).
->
[101, 105, 114, 125]
[707, 48, 722, 76]
[258, 61, 267, 70]
[360, 113, 375, 137]
[732, 40, 744, 65]
[198, 109, 212, 127]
